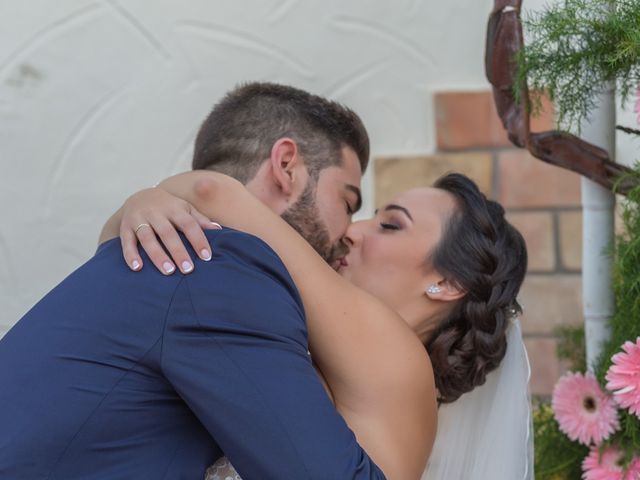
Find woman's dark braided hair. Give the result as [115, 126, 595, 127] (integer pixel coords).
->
[425, 173, 527, 404]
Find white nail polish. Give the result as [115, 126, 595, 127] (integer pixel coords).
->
[210, 222, 222, 229]
[201, 249, 212, 261]
[182, 261, 193, 273]
[132, 260, 140, 270]
[163, 262, 175, 274]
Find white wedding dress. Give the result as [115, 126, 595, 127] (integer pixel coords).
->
[205, 457, 241, 480]
[422, 318, 533, 479]
[204, 319, 533, 480]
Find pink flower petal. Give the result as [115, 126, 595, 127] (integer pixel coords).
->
[582, 445, 640, 480]
[606, 337, 640, 419]
[553, 372, 619, 445]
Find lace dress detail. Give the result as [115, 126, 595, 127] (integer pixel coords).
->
[205, 457, 242, 480]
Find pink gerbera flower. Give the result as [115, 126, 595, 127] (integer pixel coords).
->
[552, 372, 619, 445]
[606, 337, 640, 418]
[582, 445, 640, 480]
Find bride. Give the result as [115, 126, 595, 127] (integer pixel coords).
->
[106, 171, 532, 479]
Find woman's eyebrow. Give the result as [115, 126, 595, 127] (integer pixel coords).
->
[374, 204, 414, 222]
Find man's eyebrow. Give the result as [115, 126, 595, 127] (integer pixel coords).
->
[375, 204, 414, 222]
[346, 184, 362, 213]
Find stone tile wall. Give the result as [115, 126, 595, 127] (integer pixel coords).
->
[375, 90, 583, 397]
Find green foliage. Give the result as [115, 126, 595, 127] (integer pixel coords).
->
[555, 324, 586, 372]
[595, 167, 640, 385]
[516, 0, 640, 132]
[593, 166, 640, 456]
[533, 402, 589, 479]
[533, 166, 640, 477]
[531, 328, 587, 478]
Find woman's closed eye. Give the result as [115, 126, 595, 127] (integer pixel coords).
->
[380, 222, 401, 231]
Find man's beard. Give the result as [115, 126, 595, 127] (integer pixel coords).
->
[281, 181, 349, 266]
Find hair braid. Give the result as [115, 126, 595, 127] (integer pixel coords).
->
[426, 173, 527, 404]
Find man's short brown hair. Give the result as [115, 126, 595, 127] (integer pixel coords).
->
[192, 82, 370, 183]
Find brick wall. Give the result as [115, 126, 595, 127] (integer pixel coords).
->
[374, 90, 584, 397]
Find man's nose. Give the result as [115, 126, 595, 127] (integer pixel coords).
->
[343, 222, 364, 248]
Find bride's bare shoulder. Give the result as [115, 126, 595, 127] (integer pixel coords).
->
[360, 295, 435, 382]
[339, 293, 438, 416]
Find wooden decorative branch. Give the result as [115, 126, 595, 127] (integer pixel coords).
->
[485, 0, 637, 195]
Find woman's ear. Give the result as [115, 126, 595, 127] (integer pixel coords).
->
[424, 279, 465, 302]
[269, 137, 303, 197]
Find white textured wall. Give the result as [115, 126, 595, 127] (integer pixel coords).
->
[3, 0, 614, 334]
[616, 102, 640, 169]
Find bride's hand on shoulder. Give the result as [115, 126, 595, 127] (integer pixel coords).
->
[115, 186, 219, 275]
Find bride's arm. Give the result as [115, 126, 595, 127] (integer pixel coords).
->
[105, 172, 437, 478]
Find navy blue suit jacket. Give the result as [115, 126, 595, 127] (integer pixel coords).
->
[0, 228, 385, 479]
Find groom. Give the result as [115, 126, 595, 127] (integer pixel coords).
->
[0, 83, 385, 479]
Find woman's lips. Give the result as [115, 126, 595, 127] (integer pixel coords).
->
[335, 257, 349, 271]
[332, 256, 349, 271]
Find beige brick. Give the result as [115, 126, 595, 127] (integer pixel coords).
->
[518, 274, 583, 335]
[497, 150, 581, 208]
[558, 211, 582, 270]
[524, 337, 562, 396]
[434, 91, 511, 150]
[506, 211, 555, 272]
[374, 152, 493, 207]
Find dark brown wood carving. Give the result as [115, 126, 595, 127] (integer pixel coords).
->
[485, 0, 636, 195]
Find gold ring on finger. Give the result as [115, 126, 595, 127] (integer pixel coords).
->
[135, 223, 151, 235]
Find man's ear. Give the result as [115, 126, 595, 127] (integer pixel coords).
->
[424, 279, 466, 302]
[269, 138, 304, 197]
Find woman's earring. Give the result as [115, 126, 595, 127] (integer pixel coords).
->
[426, 284, 442, 295]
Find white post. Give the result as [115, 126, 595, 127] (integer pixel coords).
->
[580, 85, 616, 369]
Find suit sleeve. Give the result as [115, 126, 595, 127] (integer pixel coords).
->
[160, 229, 386, 480]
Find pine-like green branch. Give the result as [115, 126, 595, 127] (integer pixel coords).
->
[516, 0, 640, 132]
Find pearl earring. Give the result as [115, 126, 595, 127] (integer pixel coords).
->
[426, 284, 442, 295]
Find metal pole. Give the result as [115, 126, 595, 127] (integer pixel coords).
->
[581, 85, 616, 369]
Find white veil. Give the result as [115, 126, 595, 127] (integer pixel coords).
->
[422, 318, 534, 480]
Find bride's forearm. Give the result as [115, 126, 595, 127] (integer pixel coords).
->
[157, 172, 385, 381]
[157, 171, 337, 292]
[157, 171, 349, 317]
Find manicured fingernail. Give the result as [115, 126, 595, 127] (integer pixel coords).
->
[201, 249, 211, 261]
[163, 262, 175, 274]
[182, 261, 193, 273]
[210, 222, 222, 229]
[132, 260, 141, 271]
